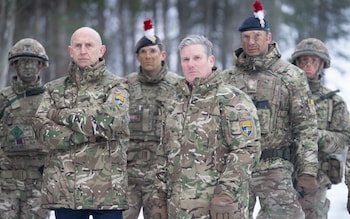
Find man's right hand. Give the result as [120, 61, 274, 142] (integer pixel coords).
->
[210, 192, 236, 219]
[150, 198, 167, 219]
[296, 174, 318, 197]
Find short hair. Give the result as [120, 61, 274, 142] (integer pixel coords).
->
[178, 35, 213, 57]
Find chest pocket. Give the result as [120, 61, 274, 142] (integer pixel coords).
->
[235, 71, 286, 135]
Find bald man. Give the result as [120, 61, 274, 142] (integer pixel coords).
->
[33, 27, 130, 219]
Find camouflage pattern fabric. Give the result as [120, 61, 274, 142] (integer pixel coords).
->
[249, 165, 305, 218]
[346, 114, 350, 214]
[153, 70, 261, 219]
[124, 62, 182, 219]
[300, 79, 350, 219]
[0, 78, 49, 219]
[221, 42, 318, 219]
[32, 60, 130, 210]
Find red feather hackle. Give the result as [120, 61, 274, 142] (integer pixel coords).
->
[144, 19, 153, 31]
[253, 0, 264, 13]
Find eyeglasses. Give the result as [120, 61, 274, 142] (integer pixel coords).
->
[298, 56, 321, 67]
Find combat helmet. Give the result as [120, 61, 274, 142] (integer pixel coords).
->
[8, 38, 49, 67]
[291, 38, 330, 68]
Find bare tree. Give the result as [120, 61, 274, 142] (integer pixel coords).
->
[0, 0, 16, 88]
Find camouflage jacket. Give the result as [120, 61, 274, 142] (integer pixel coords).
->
[308, 78, 350, 187]
[126, 61, 182, 177]
[0, 77, 47, 190]
[221, 42, 318, 177]
[33, 59, 130, 210]
[155, 69, 261, 218]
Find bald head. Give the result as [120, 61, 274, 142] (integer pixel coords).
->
[70, 27, 103, 46]
[68, 27, 106, 68]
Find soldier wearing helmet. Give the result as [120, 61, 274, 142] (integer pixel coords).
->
[0, 38, 50, 218]
[291, 38, 350, 219]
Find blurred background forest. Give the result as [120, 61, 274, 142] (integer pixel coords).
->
[1, 0, 350, 87]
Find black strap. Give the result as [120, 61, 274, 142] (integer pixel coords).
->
[260, 146, 291, 161]
[315, 89, 340, 104]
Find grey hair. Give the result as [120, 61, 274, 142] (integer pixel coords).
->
[178, 35, 213, 57]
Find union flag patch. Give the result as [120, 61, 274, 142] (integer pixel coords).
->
[240, 120, 253, 138]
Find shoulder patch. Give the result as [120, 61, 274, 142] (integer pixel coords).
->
[240, 120, 253, 138]
[115, 94, 125, 106]
[309, 98, 316, 115]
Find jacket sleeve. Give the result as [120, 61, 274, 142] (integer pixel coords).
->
[288, 70, 319, 177]
[55, 80, 129, 140]
[318, 97, 350, 154]
[218, 88, 261, 201]
[33, 90, 89, 150]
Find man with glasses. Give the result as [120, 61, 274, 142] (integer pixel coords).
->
[221, 1, 319, 218]
[0, 38, 50, 219]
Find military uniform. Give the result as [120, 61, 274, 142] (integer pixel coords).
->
[32, 60, 130, 210]
[0, 80, 49, 219]
[0, 38, 50, 219]
[346, 118, 350, 214]
[124, 62, 181, 219]
[221, 42, 319, 219]
[154, 69, 261, 219]
[291, 38, 350, 219]
[302, 81, 350, 218]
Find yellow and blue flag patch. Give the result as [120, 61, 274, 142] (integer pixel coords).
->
[240, 120, 253, 138]
[115, 94, 125, 106]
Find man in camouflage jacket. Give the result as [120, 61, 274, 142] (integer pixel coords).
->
[32, 27, 129, 219]
[291, 38, 350, 219]
[124, 19, 182, 219]
[0, 38, 50, 219]
[221, 6, 319, 218]
[151, 35, 261, 219]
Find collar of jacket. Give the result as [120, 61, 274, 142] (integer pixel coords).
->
[183, 67, 221, 96]
[308, 77, 322, 93]
[11, 75, 42, 95]
[234, 41, 281, 72]
[67, 58, 106, 86]
[137, 61, 168, 84]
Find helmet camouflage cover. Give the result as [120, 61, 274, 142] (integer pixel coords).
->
[8, 38, 49, 67]
[291, 38, 330, 68]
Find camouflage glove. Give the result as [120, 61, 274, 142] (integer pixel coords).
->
[210, 186, 236, 219]
[347, 190, 350, 214]
[149, 197, 167, 219]
[296, 174, 318, 197]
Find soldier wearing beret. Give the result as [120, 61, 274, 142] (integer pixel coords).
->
[124, 19, 182, 219]
[221, 1, 319, 218]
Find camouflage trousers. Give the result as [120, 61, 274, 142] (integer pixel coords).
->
[249, 166, 305, 219]
[298, 184, 330, 219]
[123, 176, 154, 219]
[0, 188, 50, 219]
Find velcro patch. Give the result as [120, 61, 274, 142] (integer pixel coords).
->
[240, 120, 253, 138]
[115, 94, 125, 106]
